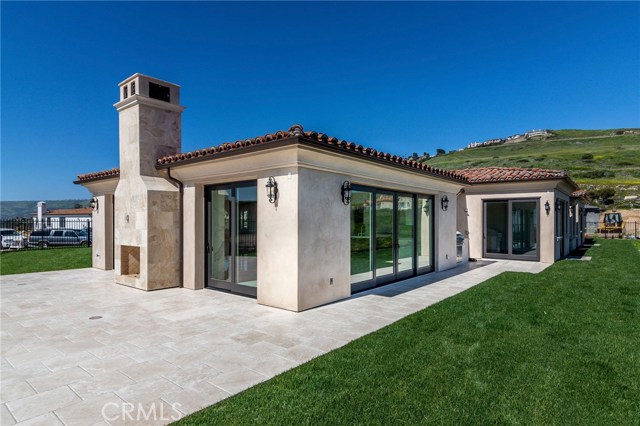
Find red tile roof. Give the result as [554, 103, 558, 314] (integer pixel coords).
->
[454, 167, 567, 183]
[155, 124, 466, 181]
[76, 168, 120, 183]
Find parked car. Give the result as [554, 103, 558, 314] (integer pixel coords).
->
[0, 228, 26, 249]
[28, 229, 90, 248]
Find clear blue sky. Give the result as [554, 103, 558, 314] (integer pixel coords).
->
[2, 1, 639, 201]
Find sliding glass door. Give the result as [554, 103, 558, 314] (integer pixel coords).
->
[206, 182, 257, 297]
[484, 199, 539, 261]
[350, 186, 432, 293]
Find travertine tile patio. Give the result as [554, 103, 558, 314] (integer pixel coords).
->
[1, 259, 549, 425]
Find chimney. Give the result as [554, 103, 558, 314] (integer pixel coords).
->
[113, 74, 185, 290]
[37, 201, 46, 229]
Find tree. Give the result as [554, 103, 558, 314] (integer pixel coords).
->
[587, 186, 616, 205]
[436, 148, 446, 156]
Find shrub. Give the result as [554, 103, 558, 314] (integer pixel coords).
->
[581, 153, 594, 160]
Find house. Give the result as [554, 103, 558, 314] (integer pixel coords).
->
[32, 201, 92, 231]
[75, 73, 585, 312]
[455, 168, 586, 263]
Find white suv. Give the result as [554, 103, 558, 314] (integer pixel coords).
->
[0, 229, 26, 249]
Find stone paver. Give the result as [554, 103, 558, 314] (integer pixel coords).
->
[1, 260, 549, 425]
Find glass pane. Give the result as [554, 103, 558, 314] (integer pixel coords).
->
[350, 190, 374, 284]
[210, 189, 232, 282]
[376, 192, 394, 277]
[397, 195, 414, 273]
[236, 186, 257, 287]
[512, 201, 537, 257]
[417, 197, 433, 270]
[486, 202, 508, 254]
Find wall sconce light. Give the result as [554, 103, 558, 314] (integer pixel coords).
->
[90, 197, 99, 211]
[545, 201, 551, 215]
[555, 199, 562, 211]
[441, 195, 449, 211]
[341, 181, 352, 205]
[266, 176, 278, 204]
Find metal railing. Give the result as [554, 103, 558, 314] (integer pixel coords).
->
[585, 220, 639, 239]
[0, 218, 92, 250]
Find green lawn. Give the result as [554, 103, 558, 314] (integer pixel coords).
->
[0, 247, 92, 275]
[175, 239, 640, 425]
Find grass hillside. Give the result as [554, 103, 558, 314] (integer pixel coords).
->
[425, 129, 640, 203]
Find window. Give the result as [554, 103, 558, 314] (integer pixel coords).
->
[123, 85, 128, 99]
[131, 81, 136, 95]
[59, 217, 66, 228]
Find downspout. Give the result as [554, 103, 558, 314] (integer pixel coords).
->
[166, 167, 184, 288]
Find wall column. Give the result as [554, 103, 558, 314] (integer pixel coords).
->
[92, 194, 114, 270]
[435, 192, 457, 272]
[183, 183, 204, 290]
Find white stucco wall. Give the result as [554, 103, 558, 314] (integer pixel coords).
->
[297, 168, 351, 311]
[79, 178, 118, 271]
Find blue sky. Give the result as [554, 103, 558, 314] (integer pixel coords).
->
[2, 1, 639, 201]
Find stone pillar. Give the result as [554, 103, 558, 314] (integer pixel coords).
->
[91, 194, 114, 270]
[183, 183, 204, 290]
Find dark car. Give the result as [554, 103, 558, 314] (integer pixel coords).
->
[28, 229, 90, 248]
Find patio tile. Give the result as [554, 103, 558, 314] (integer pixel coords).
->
[13, 413, 64, 426]
[79, 355, 138, 376]
[0, 379, 35, 404]
[119, 360, 179, 383]
[69, 371, 135, 400]
[27, 367, 91, 393]
[54, 393, 124, 426]
[6, 386, 80, 423]
[208, 368, 268, 394]
[114, 377, 182, 406]
[1, 403, 15, 425]
[161, 381, 230, 415]
[274, 344, 325, 363]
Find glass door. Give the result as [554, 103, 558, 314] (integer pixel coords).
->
[206, 182, 257, 297]
[483, 199, 539, 261]
[396, 194, 415, 279]
[350, 186, 433, 293]
[375, 191, 396, 285]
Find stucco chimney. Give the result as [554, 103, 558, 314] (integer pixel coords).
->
[113, 74, 185, 290]
[36, 201, 46, 229]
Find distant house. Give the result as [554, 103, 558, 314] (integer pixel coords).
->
[32, 202, 92, 230]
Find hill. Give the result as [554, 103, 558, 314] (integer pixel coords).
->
[0, 199, 91, 220]
[425, 129, 640, 205]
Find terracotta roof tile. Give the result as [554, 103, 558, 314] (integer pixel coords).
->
[454, 167, 567, 183]
[155, 124, 466, 181]
[76, 168, 120, 183]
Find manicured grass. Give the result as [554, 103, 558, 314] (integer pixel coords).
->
[0, 247, 92, 275]
[175, 239, 639, 425]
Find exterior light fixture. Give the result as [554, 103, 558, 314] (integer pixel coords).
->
[555, 199, 562, 211]
[90, 197, 99, 211]
[545, 201, 551, 215]
[341, 181, 352, 205]
[266, 176, 278, 204]
[441, 195, 449, 211]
